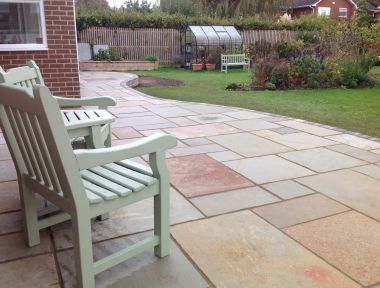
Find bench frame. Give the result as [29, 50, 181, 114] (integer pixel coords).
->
[221, 54, 250, 73]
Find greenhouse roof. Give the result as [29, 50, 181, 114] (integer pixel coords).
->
[188, 26, 242, 45]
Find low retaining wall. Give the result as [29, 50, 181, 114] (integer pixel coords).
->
[79, 61, 159, 71]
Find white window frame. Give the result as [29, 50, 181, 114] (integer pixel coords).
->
[338, 7, 348, 18]
[318, 6, 331, 17]
[0, 0, 47, 51]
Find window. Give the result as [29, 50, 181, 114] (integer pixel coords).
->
[318, 7, 331, 17]
[339, 8, 348, 18]
[0, 0, 47, 51]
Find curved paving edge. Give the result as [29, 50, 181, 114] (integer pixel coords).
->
[119, 71, 380, 144]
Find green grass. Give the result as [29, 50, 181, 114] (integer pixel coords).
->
[136, 67, 380, 138]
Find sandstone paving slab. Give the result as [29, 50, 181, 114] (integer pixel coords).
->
[164, 123, 240, 139]
[188, 113, 235, 124]
[108, 106, 147, 115]
[171, 211, 361, 288]
[296, 169, 380, 221]
[133, 122, 178, 131]
[208, 150, 243, 162]
[225, 155, 315, 184]
[260, 116, 289, 122]
[0, 254, 59, 287]
[112, 127, 142, 139]
[279, 148, 365, 173]
[327, 144, 380, 163]
[373, 149, 380, 154]
[0, 211, 22, 235]
[169, 143, 226, 157]
[353, 164, 380, 180]
[277, 120, 339, 136]
[327, 134, 380, 150]
[57, 232, 208, 288]
[182, 137, 212, 146]
[190, 186, 280, 216]
[168, 154, 253, 198]
[139, 129, 164, 136]
[180, 104, 233, 114]
[147, 106, 196, 117]
[228, 119, 282, 131]
[267, 133, 337, 150]
[262, 180, 315, 200]
[208, 132, 292, 157]
[0, 181, 20, 213]
[0, 160, 16, 182]
[253, 194, 349, 228]
[223, 110, 265, 119]
[0, 231, 52, 263]
[53, 189, 204, 250]
[270, 127, 300, 134]
[115, 111, 156, 118]
[0, 144, 11, 161]
[113, 115, 170, 128]
[285, 211, 380, 286]
[167, 117, 198, 126]
[252, 129, 280, 137]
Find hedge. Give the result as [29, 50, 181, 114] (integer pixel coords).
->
[76, 9, 304, 32]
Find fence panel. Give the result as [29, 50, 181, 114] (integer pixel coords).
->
[79, 28, 298, 65]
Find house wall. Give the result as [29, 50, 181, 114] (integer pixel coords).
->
[0, 0, 80, 98]
[292, 0, 356, 19]
[316, 0, 356, 18]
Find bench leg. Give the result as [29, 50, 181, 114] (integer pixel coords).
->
[72, 213, 95, 288]
[20, 181, 40, 247]
[151, 152, 170, 258]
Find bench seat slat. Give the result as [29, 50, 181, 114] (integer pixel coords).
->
[117, 160, 154, 176]
[89, 166, 146, 192]
[83, 180, 119, 201]
[85, 190, 104, 204]
[81, 170, 132, 197]
[103, 163, 157, 186]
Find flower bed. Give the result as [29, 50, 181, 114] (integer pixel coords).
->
[79, 60, 159, 71]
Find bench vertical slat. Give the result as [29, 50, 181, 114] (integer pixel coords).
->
[30, 114, 61, 193]
[4, 106, 35, 177]
[13, 109, 43, 182]
[21, 112, 52, 188]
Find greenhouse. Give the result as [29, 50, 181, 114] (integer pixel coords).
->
[181, 26, 243, 67]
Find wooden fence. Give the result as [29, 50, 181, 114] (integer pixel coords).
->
[79, 27, 298, 65]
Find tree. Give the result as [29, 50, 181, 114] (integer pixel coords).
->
[124, 0, 154, 13]
[75, 0, 109, 10]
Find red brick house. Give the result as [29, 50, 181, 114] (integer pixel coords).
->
[0, 0, 80, 97]
[291, 0, 380, 19]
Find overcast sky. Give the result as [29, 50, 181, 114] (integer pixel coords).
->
[107, 0, 159, 8]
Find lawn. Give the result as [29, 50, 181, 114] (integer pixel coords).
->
[136, 67, 380, 138]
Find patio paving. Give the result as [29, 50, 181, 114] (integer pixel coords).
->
[0, 71, 379, 287]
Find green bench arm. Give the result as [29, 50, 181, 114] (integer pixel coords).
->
[55, 96, 117, 109]
[74, 133, 177, 170]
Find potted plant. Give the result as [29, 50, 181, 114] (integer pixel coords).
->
[144, 54, 159, 69]
[172, 56, 184, 68]
[191, 59, 203, 71]
[205, 54, 216, 71]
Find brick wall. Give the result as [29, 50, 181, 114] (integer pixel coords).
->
[0, 0, 80, 98]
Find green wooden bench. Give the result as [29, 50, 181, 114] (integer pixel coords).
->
[0, 60, 116, 148]
[0, 83, 177, 288]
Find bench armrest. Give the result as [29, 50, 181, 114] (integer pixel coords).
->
[74, 133, 177, 170]
[55, 96, 117, 109]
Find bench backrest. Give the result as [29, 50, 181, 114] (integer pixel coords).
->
[221, 54, 247, 64]
[0, 84, 86, 208]
[0, 60, 44, 88]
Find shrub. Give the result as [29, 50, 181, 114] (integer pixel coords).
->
[265, 82, 276, 90]
[144, 54, 158, 62]
[270, 66, 289, 89]
[94, 48, 122, 61]
[288, 55, 323, 87]
[339, 55, 375, 88]
[252, 61, 274, 87]
[276, 41, 292, 59]
[225, 82, 239, 90]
